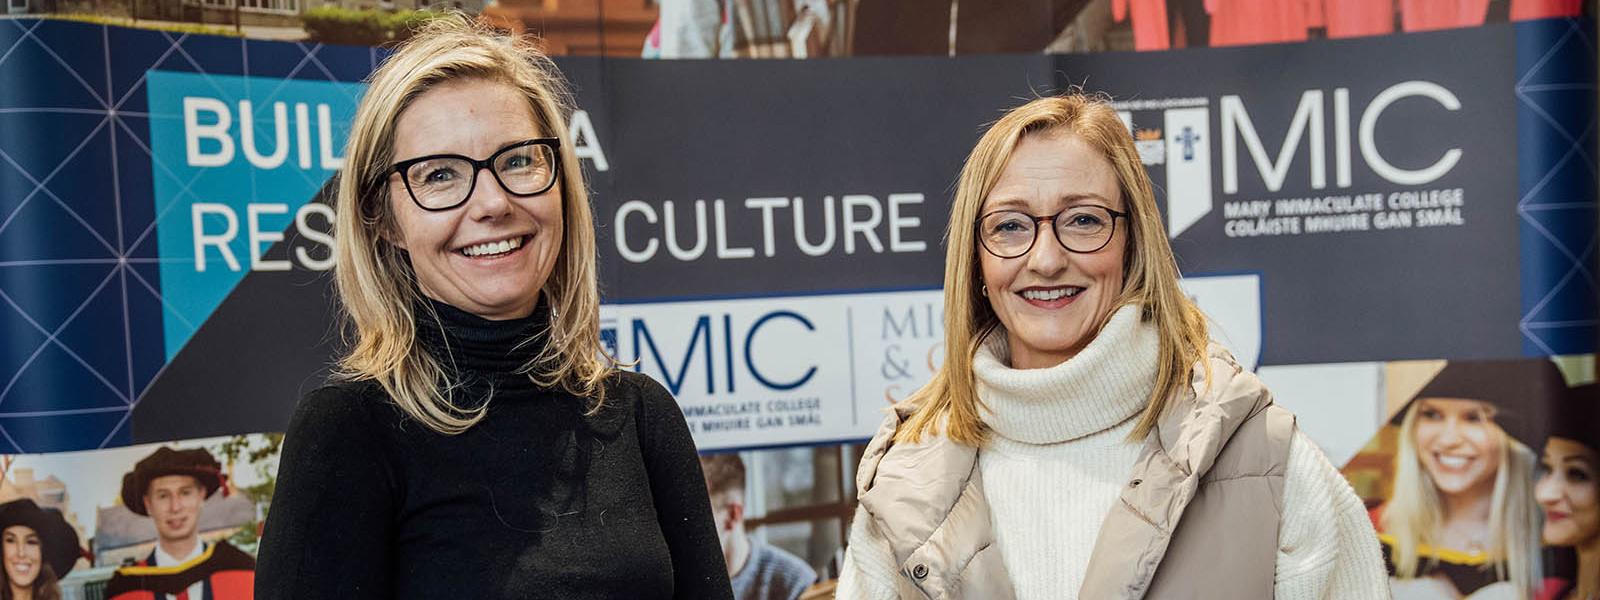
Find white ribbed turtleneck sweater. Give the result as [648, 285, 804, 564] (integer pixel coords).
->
[835, 306, 1391, 600]
[974, 306, 1157, 599]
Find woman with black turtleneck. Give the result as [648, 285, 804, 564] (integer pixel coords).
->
[254, 16, 732, 600]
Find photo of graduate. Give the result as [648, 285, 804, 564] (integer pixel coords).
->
[0, 498, 82, 600]
[1353, 359, 1571, 600]
[1536, 383, 1599, 600]
[103, 447, 255, 600]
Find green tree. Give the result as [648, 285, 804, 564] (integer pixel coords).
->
[210, 433, 284, 553]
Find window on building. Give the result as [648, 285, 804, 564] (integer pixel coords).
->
[235, 0, 297, 12]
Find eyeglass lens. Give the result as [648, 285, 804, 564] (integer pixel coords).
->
[402, 143, 557, 210]
[978, 206, 1117, 257]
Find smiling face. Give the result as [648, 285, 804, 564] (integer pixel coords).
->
[978, 131, 1126, 369]
[387, 78, 564, 320]
[2, 525, 39, 589]
[1412, 398, 1505, 497]
[1536, 436, 1600, 547]
[144, 474, 204, 545]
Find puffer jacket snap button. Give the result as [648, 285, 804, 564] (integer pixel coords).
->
[912, 564, 928, 579]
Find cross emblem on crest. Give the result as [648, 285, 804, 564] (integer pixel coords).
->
[1174, 126, 1203, 161]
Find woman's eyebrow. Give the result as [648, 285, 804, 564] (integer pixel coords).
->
[981, 197, 1029, 211]
[982, 193, 1112, 211]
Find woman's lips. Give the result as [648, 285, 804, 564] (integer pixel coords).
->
[1017, 286, 1084, 309]
[458, 234, 530, 259]
[1433, 453, 1475, 471]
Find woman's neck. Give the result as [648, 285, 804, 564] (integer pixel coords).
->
[1436, 486, 1494, 551]
[1574, 541, 1599, 600]
[974, 305, 1158, 445]
[416, 295, 550, 390]
[10, 582, 31, 600]
[1439, 484, 1494, 523]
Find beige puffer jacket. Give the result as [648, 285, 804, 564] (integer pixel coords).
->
[853, 342, 1296, 600]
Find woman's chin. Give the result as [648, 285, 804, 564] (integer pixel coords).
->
[1430, 475, 1491, 497]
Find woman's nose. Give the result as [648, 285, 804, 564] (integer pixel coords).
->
[1534, 474, 1562, 504]
[1023, 223, 1069, 273]
[466, 167, 513, 219]
[1443, 420, 1463, 439]
[1434, 419, 1467, 445]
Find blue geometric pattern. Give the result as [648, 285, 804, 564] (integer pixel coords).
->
[0, 18, 377, 452]
[1516, 18, 1599, 357]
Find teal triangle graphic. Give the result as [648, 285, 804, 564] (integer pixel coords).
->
[146, 71, 364, 360]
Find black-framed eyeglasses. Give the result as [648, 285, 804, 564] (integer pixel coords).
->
[975, 205, 1128, 258]
[391, 138, 561, 211]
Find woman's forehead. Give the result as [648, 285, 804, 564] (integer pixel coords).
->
[1548, 437, 1599, 462]
[1417, 397, 1496, 414]
[1, 525, 35, 537]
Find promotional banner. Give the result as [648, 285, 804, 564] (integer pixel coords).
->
[0, 13, 1595, 600]
[0, 16, 1592, 450]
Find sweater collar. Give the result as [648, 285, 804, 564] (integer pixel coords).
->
[415, 295, 550, 397]
[974, 304, 1160, 445]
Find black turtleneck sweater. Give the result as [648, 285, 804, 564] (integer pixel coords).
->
[255, 300, 734, 600]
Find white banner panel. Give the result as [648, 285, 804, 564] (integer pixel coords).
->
[1164, 107, 1214, 238]
[1180, 273, 1263, 370]
[602, 289, 943, 451]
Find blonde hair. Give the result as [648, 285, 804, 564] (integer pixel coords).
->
[896, 94, 1209, 446]
[333, 15, 613, 435]
[1383, 400, 1543, 600]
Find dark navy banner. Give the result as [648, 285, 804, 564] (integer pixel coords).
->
[0, 17, 1592, 452]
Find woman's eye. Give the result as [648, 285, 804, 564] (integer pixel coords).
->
[989, 217, 1029, 234]
[1419, 408, 1443, 420]
[1069, 213, 1104, 227]
[424, 168, 458, 184]
[410, 163, 463, 186]
[1570, 467, 1593, 483]
[504, 153, 534, 169]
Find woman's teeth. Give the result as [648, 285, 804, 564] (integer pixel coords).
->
[1437, 455, 1471, 469]
[461, 237, 523, 257]
[1021, 288, 1081, 301]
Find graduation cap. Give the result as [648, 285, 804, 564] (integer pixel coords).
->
[1390, 359, 1566, 447]
[119, 447, 225, 517]
[1544, 382, 1600, 453]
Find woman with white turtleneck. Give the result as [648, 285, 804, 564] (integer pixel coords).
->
[833, 95, 1391, 600]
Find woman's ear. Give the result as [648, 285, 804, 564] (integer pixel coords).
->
[384, 229, 408, 251]
[377, 215, 407, 251]
[371, 187, 406, 250]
